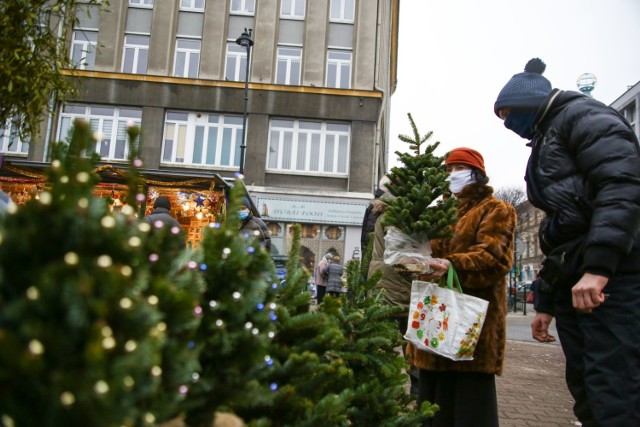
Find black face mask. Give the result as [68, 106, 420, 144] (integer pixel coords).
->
[504, 109, 538, 140]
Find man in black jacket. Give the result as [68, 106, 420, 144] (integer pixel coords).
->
[143, 196, 186, 247]
[239, 197, 271, 252]
[495, 58, 640, 427]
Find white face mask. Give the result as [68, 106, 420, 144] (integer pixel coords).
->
[446, 169, 476, 194]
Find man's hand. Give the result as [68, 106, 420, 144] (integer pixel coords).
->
[531, 312, 556, 343]
[572, 273, 608, 313]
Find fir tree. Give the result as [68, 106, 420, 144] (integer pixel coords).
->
[0, 121, 202, 426]
[232, 224, 355, 427]
[181, 183, 279, 427]
[382, 113, 457, 241]
[332, 256, 438, 426]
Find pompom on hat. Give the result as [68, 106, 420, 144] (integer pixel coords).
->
[445, 147, 486, 175]
[494, 58, 552, 116]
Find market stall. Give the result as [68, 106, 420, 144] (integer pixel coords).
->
[0, 162, 229, 248]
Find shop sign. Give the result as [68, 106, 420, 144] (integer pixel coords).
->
[255, 197, 367, 225]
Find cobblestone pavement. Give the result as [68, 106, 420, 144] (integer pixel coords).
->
[498, 312, 580, 427]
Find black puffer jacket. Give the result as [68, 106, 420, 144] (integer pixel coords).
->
[527, 89, 640, 279]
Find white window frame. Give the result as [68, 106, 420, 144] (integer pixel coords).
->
[0, 118, 29, 155]
[230, 0, 255, 15]
[275, 46, 302, 85]
[330, 0, 355, 23]
[280, 0, 305, 19]
[70, 30, 98, 70]
[57, 104, 142, 161]
[173, 39, 201, 78]
[161, 111, 244, 168]
[267, 119, 350, 175]
[326, 50, 352, 89]
[122, 34, 149, 74]
[129, 0, 154, 7]
[180, 0, 205, 12]
[225, 42, 248, 82]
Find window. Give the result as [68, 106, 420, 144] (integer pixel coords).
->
[162, 111, 243, 167]
[622, 102, 637, 127]
[275, 47, 301, 85]
[281, 0, 305, 18]
[180, 0, 205, 11]
[122, 35, 149, 74]
[230, 0, 255, 14]
[70, 30, 98, 70]
[174, 39, 201, 78]
[0, 118, 29, 155]
[267, 119, 350, 175]
[326, 50, 351, 89]
[129, 0, 153, 6]
[58, 104, 142, 161]
[225, 42, 248, 82]
[330, 0, 355, 22]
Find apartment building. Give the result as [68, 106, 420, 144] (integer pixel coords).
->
[610, 80, 640, 139]
[0, 0, 399, 267]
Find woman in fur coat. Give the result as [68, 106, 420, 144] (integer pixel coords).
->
[407, 147, 516, 427]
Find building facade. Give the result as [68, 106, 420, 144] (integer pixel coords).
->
[610, 80, 640, 140]
[1, 0, 399, 269]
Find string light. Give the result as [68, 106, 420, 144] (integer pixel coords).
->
[26, 286, 39, 300]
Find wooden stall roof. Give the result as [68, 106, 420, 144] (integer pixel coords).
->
[0, 160, 230, 192]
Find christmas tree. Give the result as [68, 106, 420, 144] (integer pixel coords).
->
[230, 224, 355, 426]
[381, 113, 457, 270]
[181, 182, 279, 427]
[329, 255, 438, 426]
[0, 121, 205, 427]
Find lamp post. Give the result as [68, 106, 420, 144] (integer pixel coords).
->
[236, 28, 254, 175]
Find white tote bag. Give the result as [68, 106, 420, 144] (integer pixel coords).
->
[404, 266, 489, 361]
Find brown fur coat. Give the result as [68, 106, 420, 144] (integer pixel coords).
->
[408, 184, 516, 375]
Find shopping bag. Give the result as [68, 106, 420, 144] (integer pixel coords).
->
[404, 266, 489, 361]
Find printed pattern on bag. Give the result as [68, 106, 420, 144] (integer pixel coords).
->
[411, 295, 449, 349]
[456, 312, 485, 358]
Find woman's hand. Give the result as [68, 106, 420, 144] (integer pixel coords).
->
[426, 258, 451, 279]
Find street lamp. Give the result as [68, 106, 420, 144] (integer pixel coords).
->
[236, 28, 254, 175]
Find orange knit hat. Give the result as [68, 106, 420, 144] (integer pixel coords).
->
[445, 147, 486, 175]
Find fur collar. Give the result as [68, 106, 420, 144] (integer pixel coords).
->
[455, 184, 494, 216]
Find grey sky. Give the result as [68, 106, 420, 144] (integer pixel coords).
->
[389, 0, 640, 190]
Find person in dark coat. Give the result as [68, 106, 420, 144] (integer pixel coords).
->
[360, 174, 390, 252]
[409, 147, 516, 427]
[495, 58, 640, 427]
[238, 197, 271, 252]
[324, 255, 344, 298]
[143, 196, 186, 247]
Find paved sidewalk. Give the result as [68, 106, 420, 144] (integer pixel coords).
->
[497, 314, 580, 426]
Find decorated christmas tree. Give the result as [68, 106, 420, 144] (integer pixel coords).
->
[382, 113, 457, 271]
[0, 121, 203, 426]
[230, 224, 355, 426]
[181, 182, 279, 427]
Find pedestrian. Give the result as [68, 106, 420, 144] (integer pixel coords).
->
[495, 57, 640, 426]
[408, 147, 516, 427]
[368, 187, 419, 396]
[324, 255, 344, 299]
[238, 196, 271, 252]
[314, 253, 332, 304]
[360, 174, 390, 253]
[143, 195, 186, 247]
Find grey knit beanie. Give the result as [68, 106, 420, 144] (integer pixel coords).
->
[494, 58, 552, 116]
